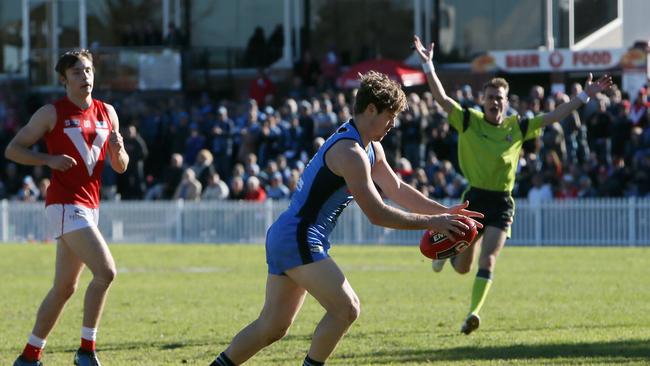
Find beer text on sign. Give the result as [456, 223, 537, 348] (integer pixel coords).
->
[506, 54, 539, 68]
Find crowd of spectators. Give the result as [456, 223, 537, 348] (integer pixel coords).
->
[1, 70, 649, 204]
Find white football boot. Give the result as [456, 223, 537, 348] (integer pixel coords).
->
[431, 259, 446, 272]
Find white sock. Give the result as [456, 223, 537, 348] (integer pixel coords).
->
[28, 334, 47, 349]
[81, 327, 97, 341]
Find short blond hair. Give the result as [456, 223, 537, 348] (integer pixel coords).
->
[483, 78, 509, 94]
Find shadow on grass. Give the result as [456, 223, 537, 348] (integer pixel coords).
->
[339, 339, 650, 364]
[1, 333, 314, 357]
[4, 336, 647, 365]
[2, 338, 218, 355]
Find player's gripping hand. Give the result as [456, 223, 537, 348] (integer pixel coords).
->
[109, 129, 124, 151]
[427, 214, 472, 241]
[47, 154, 77, 171]
[447, 200, 484, 230]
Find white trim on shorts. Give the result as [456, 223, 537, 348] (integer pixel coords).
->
[45, 204, 99, 239]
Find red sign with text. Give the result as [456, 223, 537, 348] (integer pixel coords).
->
[485, 48, 625, 73]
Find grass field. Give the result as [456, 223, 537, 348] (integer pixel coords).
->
[1, 243, 649, 365]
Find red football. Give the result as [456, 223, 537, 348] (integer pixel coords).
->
[419, 217, 478, 259]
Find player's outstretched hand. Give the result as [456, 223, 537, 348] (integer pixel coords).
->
[47, 154, 77, 171]
[447, 201, 484, 230]
[413, 35, 434, 64]
[109, 130, 124, 150]
[584, 73, 614, 97]
[428, 214, 471, 241]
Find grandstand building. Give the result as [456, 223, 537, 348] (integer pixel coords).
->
[0, 0, 648, 95]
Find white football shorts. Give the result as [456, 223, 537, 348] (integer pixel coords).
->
[45, 204, 99, 239]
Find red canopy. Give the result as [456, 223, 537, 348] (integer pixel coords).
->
[336, 59, 426, 89]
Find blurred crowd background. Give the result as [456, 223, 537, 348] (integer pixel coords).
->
[1, 63, 649, 204]
[2, 0, 649, 206]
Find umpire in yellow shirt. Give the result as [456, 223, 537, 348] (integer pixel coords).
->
[413, 35, 613, 335]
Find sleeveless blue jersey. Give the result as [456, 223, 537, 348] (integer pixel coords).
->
[265, 119, 375, 274]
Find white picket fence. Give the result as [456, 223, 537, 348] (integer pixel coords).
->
[1, 198, 649, 246]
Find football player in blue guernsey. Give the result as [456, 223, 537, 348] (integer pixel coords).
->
[209, 71, 483, 366]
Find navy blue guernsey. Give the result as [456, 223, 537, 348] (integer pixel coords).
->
[271, 119, 375, 260]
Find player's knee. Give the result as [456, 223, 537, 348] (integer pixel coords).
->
[480, 254, 498, 271]
[260, 321, 291, 345]
[348, 298, 361, 324]
[102, 267, 117, 284]
[332, 296, 361, 325]
[93, 266, 116, 287]
[488, 255, 497, 268]
[453, 263, 472, 274]
[52, 282, 77, 300]
[265, 327, 289, 344]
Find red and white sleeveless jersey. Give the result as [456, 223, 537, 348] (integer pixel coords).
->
[44, 97, 112, 208]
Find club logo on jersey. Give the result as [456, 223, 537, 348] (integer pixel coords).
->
[309, 244, 324, 253]
[505, 134, 513, 142]
[297, 177, 304, 192]
[63, 127, 110, 176]
[64, 119, 80, 127]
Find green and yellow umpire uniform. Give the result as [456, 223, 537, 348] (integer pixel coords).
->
[447, 100, 544, 236]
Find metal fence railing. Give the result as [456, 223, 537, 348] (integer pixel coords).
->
[2, 198, 649, 246]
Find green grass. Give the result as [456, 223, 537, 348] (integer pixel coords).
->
[1, 244, 649, 365]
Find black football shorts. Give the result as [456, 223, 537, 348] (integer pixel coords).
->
[461, 186, 514, 234]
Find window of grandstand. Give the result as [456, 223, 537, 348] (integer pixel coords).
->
[189, 1, 284, 68]
[436, 0, 544, 62]
[574, 0, 618, 43]
[87, 0, 163, 47]
[57, 1, 82, 48]
[0, 1, 22, 74]
[309, 0, 415, 65]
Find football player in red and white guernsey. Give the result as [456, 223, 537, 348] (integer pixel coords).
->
[5, 49, 129, 366]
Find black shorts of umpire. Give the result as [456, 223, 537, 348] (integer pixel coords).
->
[461, 186, 514, 235]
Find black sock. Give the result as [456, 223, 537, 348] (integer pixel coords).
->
[303, 355, 325, 366]
[476, 268, 493, 280]
[211, 352, 236, 366]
